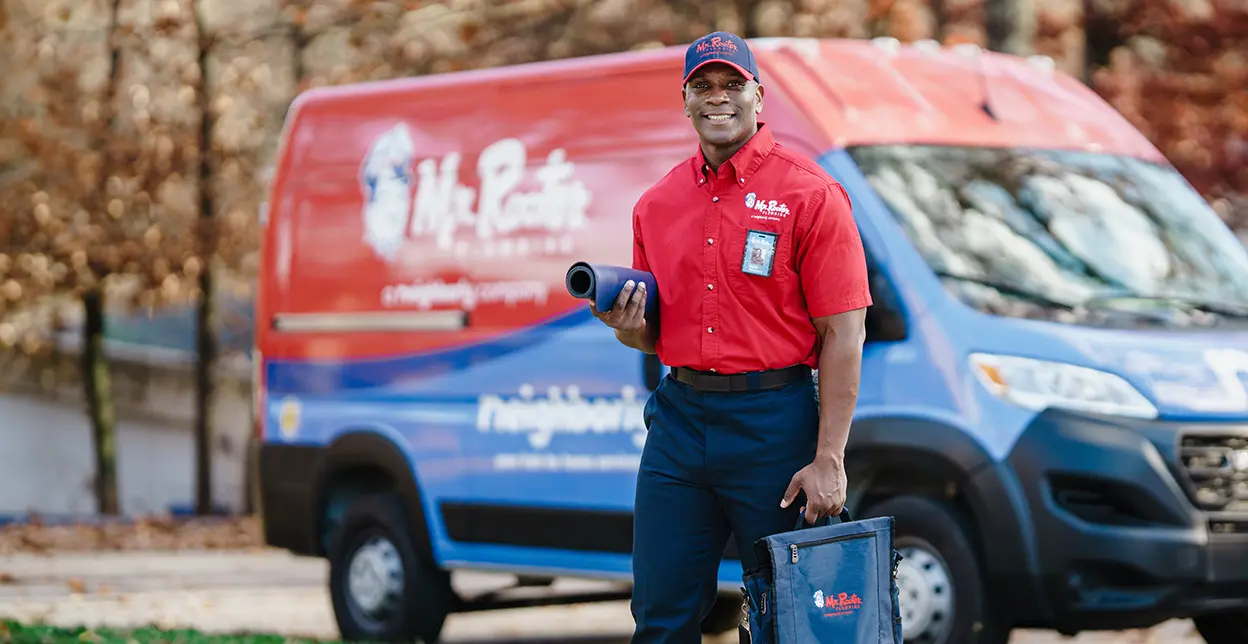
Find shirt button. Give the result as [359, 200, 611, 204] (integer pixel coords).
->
[739, 178, 745, 183]
[707, 238, 714, 245]
[712, 196, 719, 202]
[707, 327, 714, 333]
[707, 284, 713, 290]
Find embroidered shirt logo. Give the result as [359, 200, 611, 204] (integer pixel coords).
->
[745, 192, 790, 219]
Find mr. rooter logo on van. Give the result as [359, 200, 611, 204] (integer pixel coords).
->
[358, 123, 594, 263]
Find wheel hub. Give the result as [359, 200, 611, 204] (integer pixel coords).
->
[896, 545, 954, 641]
[347, 537, 404, 617]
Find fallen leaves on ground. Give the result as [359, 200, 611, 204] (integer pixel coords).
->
[0, 516, 265, 555]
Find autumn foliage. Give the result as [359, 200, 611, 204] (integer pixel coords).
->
[1087, 0, 1248, 232]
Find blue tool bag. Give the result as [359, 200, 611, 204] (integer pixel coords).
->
[740, 508, 903, 643]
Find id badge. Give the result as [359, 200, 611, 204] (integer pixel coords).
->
[741, 230, 778, 277]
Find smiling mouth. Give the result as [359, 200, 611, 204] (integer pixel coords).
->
[704, 113, 735, 123]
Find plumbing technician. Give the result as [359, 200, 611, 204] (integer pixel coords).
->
[589, 31, 873, 643]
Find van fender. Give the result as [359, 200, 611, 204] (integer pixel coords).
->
[314, 430, 434, 562]
[845, 414, 1051, 624]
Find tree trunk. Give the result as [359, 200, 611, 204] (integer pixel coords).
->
[985, 0, 1036, 55]
[193, 0, 218, 516]
[1082, 0, 1122, 85]
[193, 264, 216, 515]
[734, 0, 757, 37]
[930, 0, 947, 42]
[81, 287, 119, 516]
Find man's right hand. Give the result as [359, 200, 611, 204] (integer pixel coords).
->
[590, 280, 647, 331]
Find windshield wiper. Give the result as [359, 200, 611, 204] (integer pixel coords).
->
[1081, 293, 1248, 320]
[932, 270, 1077, 311]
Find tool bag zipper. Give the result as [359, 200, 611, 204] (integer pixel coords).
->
[890, 519, 903, 627]
[789, 531, 873, 564]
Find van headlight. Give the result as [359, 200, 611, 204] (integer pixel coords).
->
[969, 353, 1158, 419]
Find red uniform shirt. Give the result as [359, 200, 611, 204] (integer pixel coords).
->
[631, 123, 872, 374]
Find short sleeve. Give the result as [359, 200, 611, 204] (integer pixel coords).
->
[795, 182, 872, 318]
[632, 201, 651, 273]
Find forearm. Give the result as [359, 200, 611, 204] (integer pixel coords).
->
[814, 322, 864, 461]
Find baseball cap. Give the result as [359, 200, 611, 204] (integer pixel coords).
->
[682, 31, 760, 86]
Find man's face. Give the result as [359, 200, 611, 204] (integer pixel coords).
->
[682, 63, 763, 148]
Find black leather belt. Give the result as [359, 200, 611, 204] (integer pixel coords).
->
[671, 364, 812, 393]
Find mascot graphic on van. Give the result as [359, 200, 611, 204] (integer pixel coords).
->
[359, 123, 416, 262]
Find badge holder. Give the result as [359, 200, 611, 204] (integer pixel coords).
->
[741, 230, 778, 277]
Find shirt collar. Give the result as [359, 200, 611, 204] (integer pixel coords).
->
[693, 122, 775, 188]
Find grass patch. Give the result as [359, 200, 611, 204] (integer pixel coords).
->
[0, 621, 336, 644]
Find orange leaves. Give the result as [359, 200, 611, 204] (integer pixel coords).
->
[0, 0, 226, 334]
[1088, 0, 1248, 214]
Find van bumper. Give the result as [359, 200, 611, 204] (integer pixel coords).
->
[1005, 408, 1248, 632]
[255, 440, 325, 557]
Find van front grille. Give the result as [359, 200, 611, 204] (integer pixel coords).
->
[1178, 433, 1248, 513]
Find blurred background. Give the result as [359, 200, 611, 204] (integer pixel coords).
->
[0, 0, 1244, 642]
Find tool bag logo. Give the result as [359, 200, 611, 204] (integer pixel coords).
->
[739, 508, 904, 644]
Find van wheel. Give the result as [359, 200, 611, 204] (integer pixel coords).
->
[328, 491, 455, 643]
[701, 592, 744, 634]
[862, 495, 1010, 644]
[1194, 610, 1248, 643]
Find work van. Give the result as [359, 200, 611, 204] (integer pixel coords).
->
[252, 36, 1248, 643]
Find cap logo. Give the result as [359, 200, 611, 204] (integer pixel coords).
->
[697, 36, 739, 56]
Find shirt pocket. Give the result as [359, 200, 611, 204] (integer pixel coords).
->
[724, 218, 793, 297]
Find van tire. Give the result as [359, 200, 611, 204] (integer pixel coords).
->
[862, 494, 1010, 644]
[1194, 611, 1248, 643]
[701, 592, 745, 634]
[328, 491, 455, 643]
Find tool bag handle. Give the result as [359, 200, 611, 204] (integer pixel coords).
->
[794, 506, 853, 530]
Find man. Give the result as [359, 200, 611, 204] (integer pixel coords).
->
[590, 31, 872, 643]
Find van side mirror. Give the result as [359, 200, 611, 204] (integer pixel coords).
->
[865, 267, 907, 342]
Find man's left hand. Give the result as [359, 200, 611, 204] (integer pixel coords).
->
[780, 453, 847, 524]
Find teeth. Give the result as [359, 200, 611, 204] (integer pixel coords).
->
[707, 114, 732, 121]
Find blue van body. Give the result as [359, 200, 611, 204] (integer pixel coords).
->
[254, 38, 1248, 643]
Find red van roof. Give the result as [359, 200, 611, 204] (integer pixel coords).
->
[287, 37, 1164, 163]
[749, 37, 1164, 161]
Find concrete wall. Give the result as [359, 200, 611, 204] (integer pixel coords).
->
[0, 339, 253, 520]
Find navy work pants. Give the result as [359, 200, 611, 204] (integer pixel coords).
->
[630, 372, 819, 643]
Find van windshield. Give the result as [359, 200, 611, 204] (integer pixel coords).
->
[847, 145, 1248, 329]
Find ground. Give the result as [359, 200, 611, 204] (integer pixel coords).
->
[0, 549, 1207, 643]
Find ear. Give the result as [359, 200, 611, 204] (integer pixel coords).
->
[755, 84, 765, 113]
[682, 86, 690, 118]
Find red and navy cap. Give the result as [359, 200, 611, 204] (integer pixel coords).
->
[683, 31, 760, 86]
